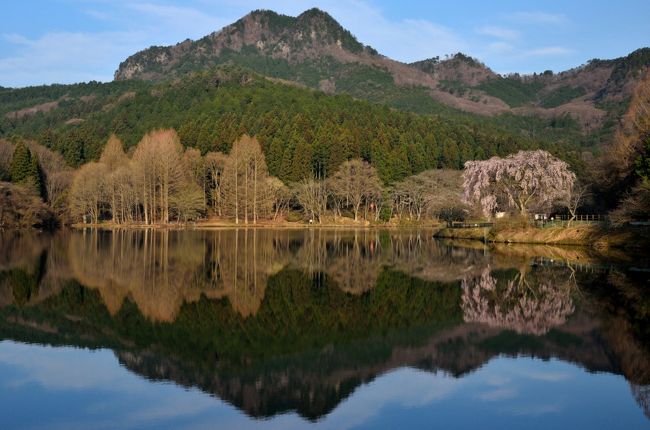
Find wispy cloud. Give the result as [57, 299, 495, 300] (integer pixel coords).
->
[0, 2, 231, 87]
[486, 41, 516, 54]
[307, 1, 467, 62]
[476, 387, 517, 401]
[524, 46, 573, 57]
[0, 0, 587, 86]
[0, 30, 150, 86]
[127, 2, 227, 34]
[476, 26, 520, 41]
[506, 11, 569, 25]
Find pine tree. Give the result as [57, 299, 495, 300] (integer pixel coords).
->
[63, 130, 85, 167]
[27, 155, 45, 198]
[267, 137, 284, 177]
[39, 128, 56, 148]
[10, 141, 32, 183]
[291, 138, 313, 181]
[196, 119, 214, 154]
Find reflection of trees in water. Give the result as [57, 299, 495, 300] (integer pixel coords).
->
[0, 233, 50, 308]
[290, 230, 491, 293]
[590, 269, 650, 386]
[1, 229, 519, 320]
[631, 384, 650, 419]
[0, 232, 49, 272]
[203, 229, 291, 316]
[0, 230, 596, 326]
[292, 230, 382, 294]
[1, 231, 650, 422]
[68, 229, 291, 320]
[461, 266, 575, 335]
[387, 233, 491, 283]
[68, 229, 207, 321]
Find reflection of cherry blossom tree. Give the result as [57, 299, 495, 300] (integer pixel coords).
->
[461, 266, 575, 335]
[462, 150, 576, 217]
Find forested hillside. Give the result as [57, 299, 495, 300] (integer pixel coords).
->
[0, 66, 582, 184]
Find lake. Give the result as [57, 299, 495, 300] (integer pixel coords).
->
[0, 228, 648, 429]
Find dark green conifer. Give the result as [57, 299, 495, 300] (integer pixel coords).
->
[10, 141, 32, 183]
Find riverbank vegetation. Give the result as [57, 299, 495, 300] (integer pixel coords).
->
[63, 130, 468, 226]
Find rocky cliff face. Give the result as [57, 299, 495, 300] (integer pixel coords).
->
[115, 9, 372, 81]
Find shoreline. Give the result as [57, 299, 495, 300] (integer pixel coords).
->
[69, 220, 444, 230]
[20, 220, 650, 250]
[434, 224, 650, 250]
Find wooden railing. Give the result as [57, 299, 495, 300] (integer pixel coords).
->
[553, 214, 607, 222]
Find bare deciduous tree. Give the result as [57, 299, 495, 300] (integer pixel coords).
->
[99, 135, 129, 223]
[294, 178, 328, 223]
[328, 159, 382, 221]
[220, 135, 273, 224]
[561, 182, 592, 226]
[69, 162, 107, 223]
[391, 169, 463, 221]
[205, 151, 226, 216]
[0, 140, 14, 180]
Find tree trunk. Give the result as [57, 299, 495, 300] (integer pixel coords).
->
[253, 159, 258, 224]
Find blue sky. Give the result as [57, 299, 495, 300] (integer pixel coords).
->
[1, 0, 649, 87]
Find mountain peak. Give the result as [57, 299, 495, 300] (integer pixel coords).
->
[115, 8, 369, 81]
[410, 52, 496, 86]
[298, 7, 333, 20]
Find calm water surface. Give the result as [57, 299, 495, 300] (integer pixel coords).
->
[0, 229, 648, 429]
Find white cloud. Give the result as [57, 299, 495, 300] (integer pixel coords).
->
[0, 1, 234, 87]
[0, 30, 150, 86]
[486, 41, 516, 54]
[506, 11, 568, 25]
[476, 387, 517, 401]
[313, 1, 467, 62]
[126, 2, 228, 37]
[0, 0, 581, 86]
[524, 46, 573, 57]
[3, 33, 31, 45]
[476, 26, 520, 41]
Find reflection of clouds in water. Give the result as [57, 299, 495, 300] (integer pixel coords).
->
[126, 394, 218, 423]
[505, 403, 562, 416]
[0, 340, 229, 430]
[0, 341, 137, 391]
[523, 370, 572, 382]
[321, 368, 462, 430]
[322, 359, 574, 428]
[476, 387, 517, 401]
[0, 340, 642, 429]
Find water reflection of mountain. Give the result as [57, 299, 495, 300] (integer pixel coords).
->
[0, 229, 648, 421]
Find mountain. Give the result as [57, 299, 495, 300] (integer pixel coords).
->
[114, 8, 650, 132]
[2, 7, 649, 180]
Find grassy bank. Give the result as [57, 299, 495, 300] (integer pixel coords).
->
[435, 223, 650, 249]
